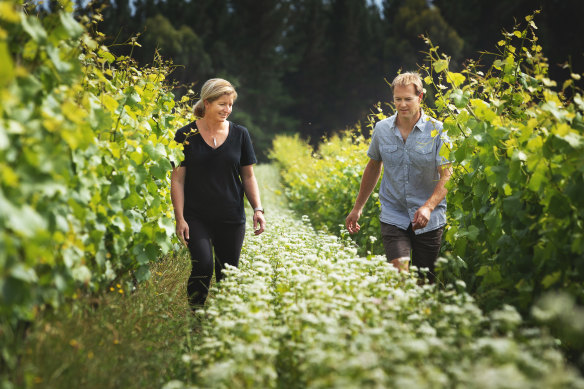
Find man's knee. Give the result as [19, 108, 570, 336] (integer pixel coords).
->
[389, 256, 410, 272]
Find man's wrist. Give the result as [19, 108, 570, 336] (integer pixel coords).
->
[422, 203, 434, 212]
[253, 207, 264, 214]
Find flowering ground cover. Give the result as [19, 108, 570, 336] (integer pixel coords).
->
[167, 165, 584, 389]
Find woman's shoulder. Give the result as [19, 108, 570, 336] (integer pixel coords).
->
[174, 121, 198, 143]
[230, 121, 248, 133]
[229, 122, 252, 139]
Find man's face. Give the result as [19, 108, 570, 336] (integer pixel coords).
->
[393, 84, 422, 121]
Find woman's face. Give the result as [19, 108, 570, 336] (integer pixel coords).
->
[204, 94, 234, 122]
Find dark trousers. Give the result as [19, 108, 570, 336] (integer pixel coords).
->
[381, 222, 444, 282]
[186, 218, 246, 308]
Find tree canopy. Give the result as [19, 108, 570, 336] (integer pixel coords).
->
[78, 0, 584, 158]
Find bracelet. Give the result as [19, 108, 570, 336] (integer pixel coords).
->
[253, 207, 264, 214]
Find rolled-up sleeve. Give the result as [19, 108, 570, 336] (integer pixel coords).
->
[367, 123, 382, 161]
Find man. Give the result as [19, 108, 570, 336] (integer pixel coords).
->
[345, 72, 452, 281]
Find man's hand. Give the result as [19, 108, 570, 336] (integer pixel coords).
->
[176, 219, 189, 246]
[253, 211, 266, 235]
[412, 205, 432, 231]
[345, 208, 362, 234]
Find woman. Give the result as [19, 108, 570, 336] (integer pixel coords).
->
[170, 78, 266, 309]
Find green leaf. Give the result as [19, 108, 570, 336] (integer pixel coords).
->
[101, 94, 119, 114]
[134, 265, 151, 282]
[143, 143, 162, 160]
[450, 89, 469, 108]
[446, 72, 465, 87]
[433, 59, 448, 73]
[21, 14, 47, 43]
[470, 99, 496, 122]
[150, 161, 169, 180]
[528, 164, 546, 192]
[98, 49, 115, 64]
[574, 94, 584, 111]
[503, 183, 512, 196]
[0, 41, 15, 87]
[476, 265, 490, 277]
[10, 264, 38, 282]
[560, 133, 583, 148]
[2, 277, 30, 304]
[541, 101, 563, 120]
[125, 88, 142, 108]
[541, 271, 561, 289]
[464, 225, 480, 241]
[58, 11, 84, 39]
[0, 2, 20, 22]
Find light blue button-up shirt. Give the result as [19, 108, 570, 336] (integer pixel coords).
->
[367, 112, 450, 235]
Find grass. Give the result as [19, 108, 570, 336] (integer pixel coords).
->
[12, 250, 194, 388]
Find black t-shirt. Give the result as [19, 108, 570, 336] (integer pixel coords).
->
[174, 121, 257, 224]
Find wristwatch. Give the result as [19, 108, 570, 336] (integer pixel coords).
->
[253, 207, 264, 214]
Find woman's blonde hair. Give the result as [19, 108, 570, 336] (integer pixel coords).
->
[391, 72, 424, 95]
[193, 78, 238, 117]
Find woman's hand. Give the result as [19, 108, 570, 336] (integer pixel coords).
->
[253, 210, 266, 235]
[176, 218, 190, 246]
[241, 165, 265, 235]
[171, 167, 188, 245]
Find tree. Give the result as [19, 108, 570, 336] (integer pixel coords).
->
[433, 0, 584, 82]
[141, 14, 213, 88]
[325, 0, 384, 134]
[221, 0, 298, 158]
[281, 0, 333, 139]
[381, 0, 464, 73]
[282, 0, 385, 140]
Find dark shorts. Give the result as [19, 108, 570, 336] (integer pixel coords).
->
[380, 222, 444, 275]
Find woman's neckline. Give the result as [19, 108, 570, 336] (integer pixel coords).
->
[195, 120, 232, 150]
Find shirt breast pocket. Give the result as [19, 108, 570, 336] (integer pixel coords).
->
[413, 138, 434, 164]
[381, 144, 401, 167]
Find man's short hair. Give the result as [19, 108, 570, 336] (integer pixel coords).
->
[392, 72, 423, 95]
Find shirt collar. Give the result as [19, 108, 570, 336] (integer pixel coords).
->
[413, 110, 431, 133]
[390, 109, 429, 133]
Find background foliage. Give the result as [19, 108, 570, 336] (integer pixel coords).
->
[270, 128, 384, 256]
[66, 0, 584, 160]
